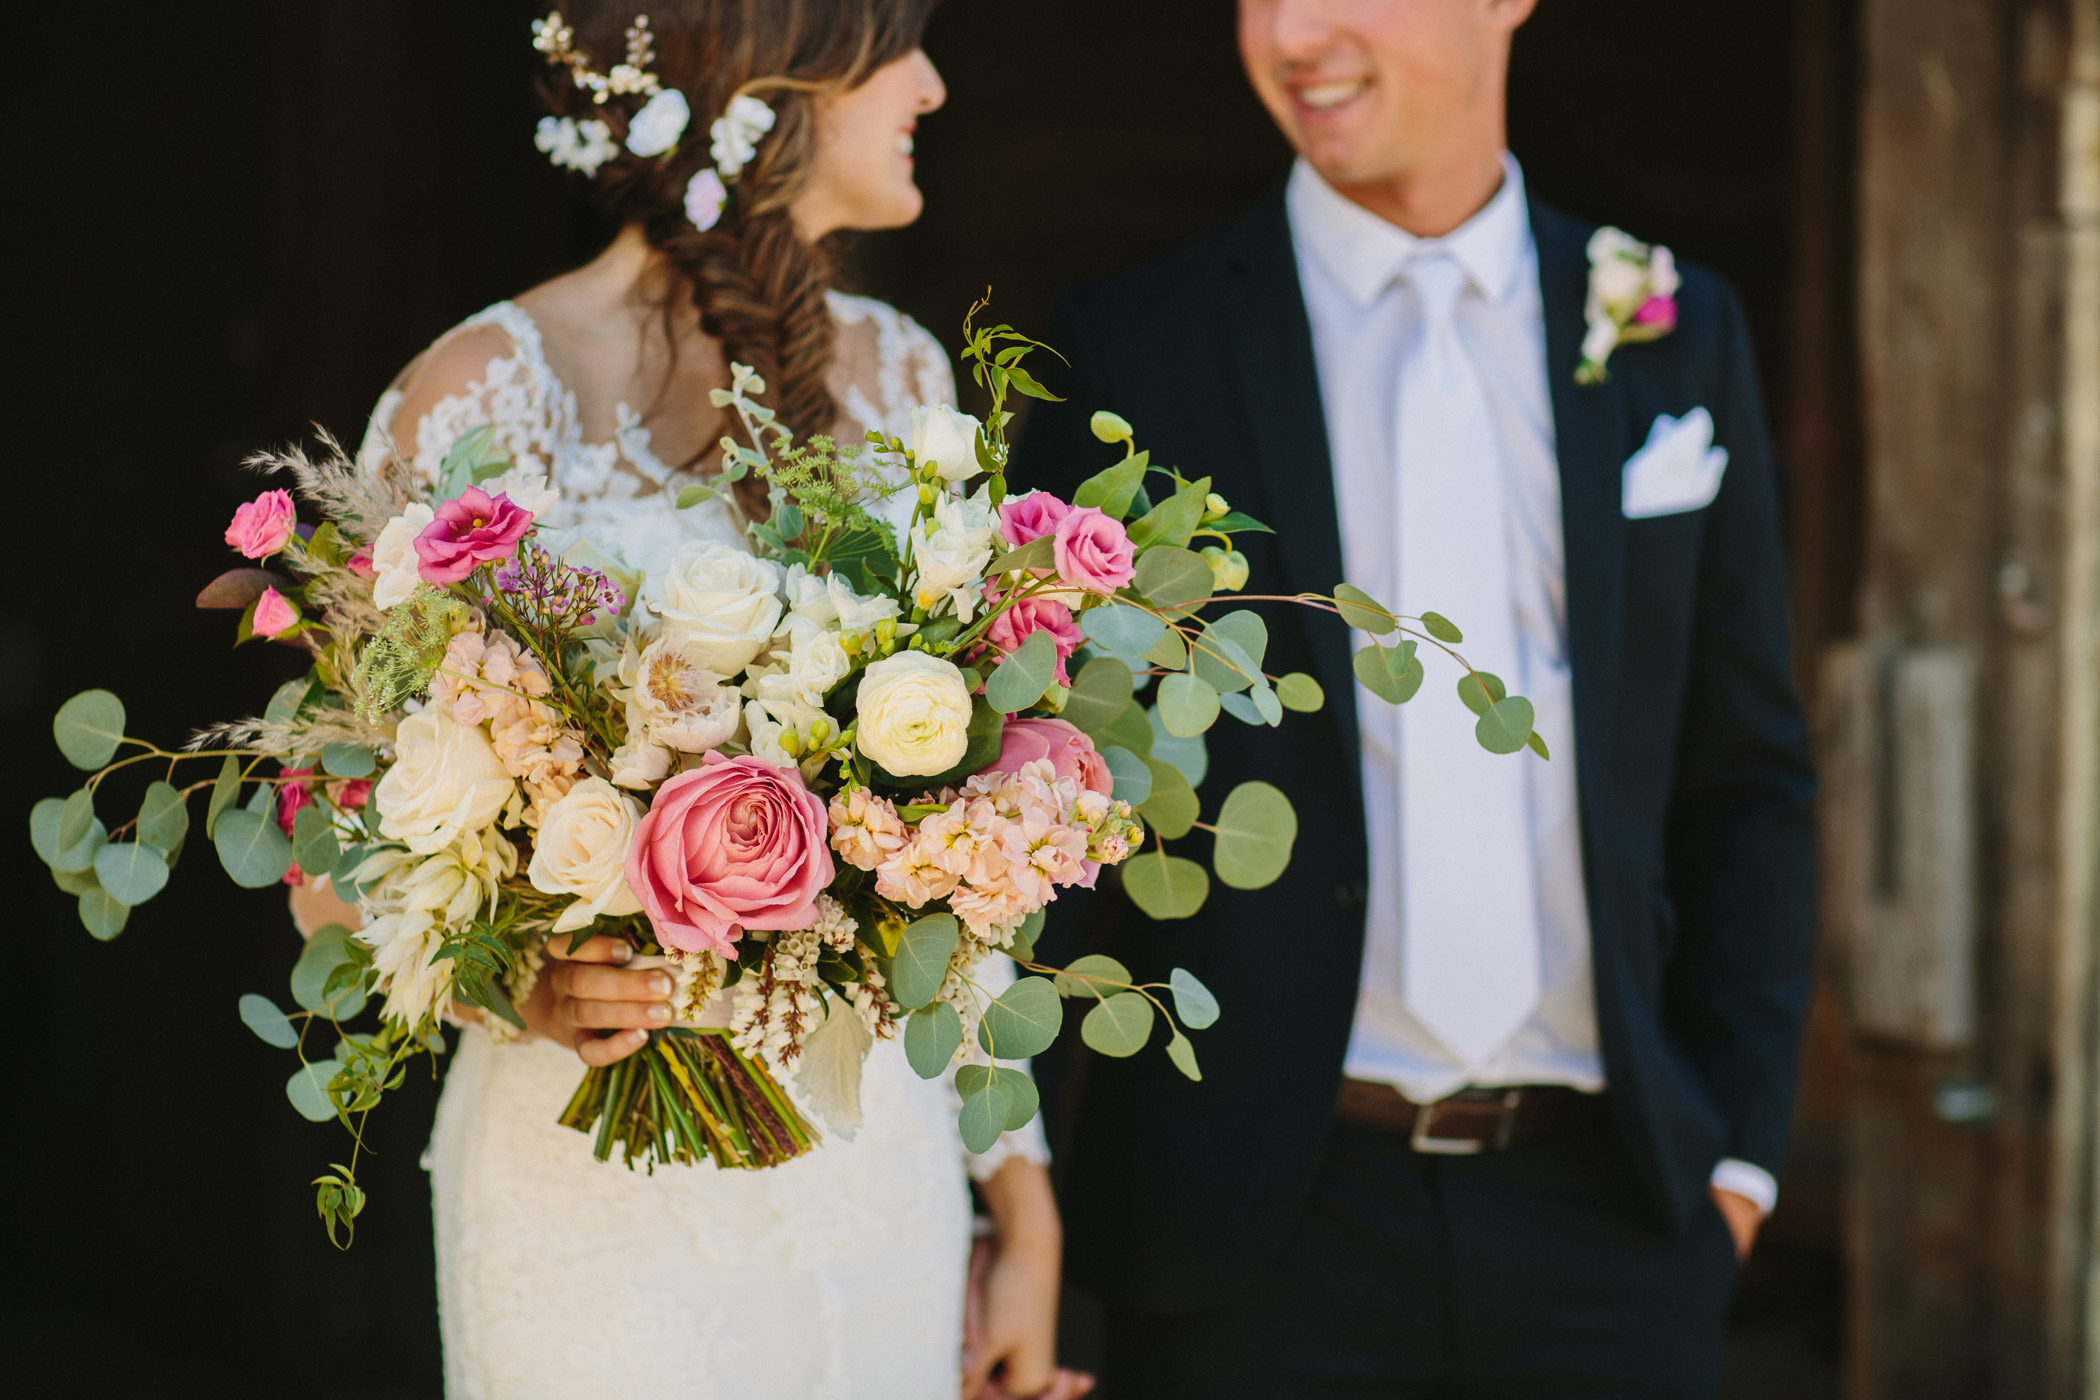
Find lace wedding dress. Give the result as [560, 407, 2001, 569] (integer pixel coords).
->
[363, 292, 1048, 1400]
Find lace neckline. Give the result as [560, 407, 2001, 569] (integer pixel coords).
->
[466, 300, 675, 485]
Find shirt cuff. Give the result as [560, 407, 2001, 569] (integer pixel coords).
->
[1710, 1158, 1778, 1215]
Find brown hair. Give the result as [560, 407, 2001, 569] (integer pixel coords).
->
[540, 1, 938, 516]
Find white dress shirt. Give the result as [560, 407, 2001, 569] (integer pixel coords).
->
[1287, 156, 1777, 1213]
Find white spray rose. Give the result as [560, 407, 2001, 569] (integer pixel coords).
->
[908, 491, 998, 620]
[909, 404, 985, 483]
[625, 633, 743, 752]
[753, 615, 853, 715]
[481, 466, 560, 518]
[609, 715, 675, 790]
[528, 777, 646, 932]
[374, 710, 516, 855]
[624, 88, 691, 158]
[647, 541, 784, 676]
[780, 564, 904, 635]
[371, 503, 436, 609]
[854, 649, 975, 776]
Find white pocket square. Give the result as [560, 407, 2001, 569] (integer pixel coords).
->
[1621, 408, 1729, 519]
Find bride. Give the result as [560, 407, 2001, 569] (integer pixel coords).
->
[292, 4, 1089, 1396]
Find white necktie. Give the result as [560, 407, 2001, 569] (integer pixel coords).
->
[1394, 254, 1542, 1070]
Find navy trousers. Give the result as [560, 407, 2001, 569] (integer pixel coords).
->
[1099, 1115, 1740, 1399]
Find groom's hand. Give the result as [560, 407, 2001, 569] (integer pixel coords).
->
[1710, 1186, 1764, 1261]
[525, 935, 671, 1066]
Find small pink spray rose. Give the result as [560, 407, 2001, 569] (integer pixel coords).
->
[1053, 506, 1137, 594]
[1633, 294, 1678, 331]
[414, 487, 533, 585]
[251, 586, 300, 640]
[626, 752, 836, 956]
[225, 489, 296, 559]
[986, 717, 1114, 795]
[997, 491, 1072, 550]
[979, 585, 1083, 685]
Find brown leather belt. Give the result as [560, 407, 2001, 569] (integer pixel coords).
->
[1335, 1079, 1600, 1154]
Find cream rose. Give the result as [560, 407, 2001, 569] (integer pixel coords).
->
[371, 503, 436, 609]
[528, 777, 647, 932]
[909, 404, 985, 483]
[373, 709, 515, 854]
[854, 649, 974, 777]
[647, 541, 783, 676]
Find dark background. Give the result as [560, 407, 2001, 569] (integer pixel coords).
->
[7, 2, 1827, 1395]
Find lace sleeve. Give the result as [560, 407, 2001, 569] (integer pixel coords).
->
[951, 952, 1052, 1181]
[357, 304, 562, 485]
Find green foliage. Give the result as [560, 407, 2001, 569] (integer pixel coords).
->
[987, 535, 1054, 578]
[293, 924, 368, 1020]
[1062, 656, 1134, 735]
[1006, 910, 1044, 962]
[1134, 546, 1213, 612]
[984, 628, 1058, 713]
[1204, 510, 1273, 535]
[903, 1001, 963, 1079]
[291, 806, 340, 881]
[1081, 992, 1155, 1057]
[214, 808, 294, 888]
[1526, 729, 1552, 760]
[432, 424, 511, 503]
[1137, 757, 1199, 839]
[312, 1165, 367, 1250]
[1157, 673, 1220, 737]
[287, 1060, 343, 1123]
[1191, 614, 1265, 694]
[890, 914, 961, 1010]
[352, 587, 470, 720]
[1127, 475, 1212, 552]
[1166, 1030, 1202, 1080]
[1079, 603, 1165, 658]
[54, 689, 125, 770]
[1091, 700, 1154, 758]
[955, 1064, 1039, 1130]
[1054, 954, 1132, 999]
[1169, 968, 1220, 1029]
[93, 843, 168, 905]
[51, 799, 107, 875]
[434, 922, 523, 1030]
[1099, 746, 1152, 805]
[1456, 671, 1507, 715]
[78, 886, 129, 940]
[321, 742, 376, 779]
[1420, 611, 1464, 644]
[1276, 673, 1325, 713]
[1354, 642, 1425, 704]
[958, 1078, 1014, 1154]
[1072, 451, 1148, 520]
[1332, 584, 1397, 635]
[976, 977, 1062, 1059]
[1212, 782, 1298, 890]
[1123, 847, 1210, 920]
[206, 755, 242, 838]
[1475, 697, 1537, 755]
[28, 798, 65, 865]
[1144, 626, 1189, 671]
[1147, 708, 1207, 787]
[239, 993, 300, 1049]
[137, 782, 190, 855]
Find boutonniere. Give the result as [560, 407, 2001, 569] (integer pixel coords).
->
[1576, 227, 1679, 385]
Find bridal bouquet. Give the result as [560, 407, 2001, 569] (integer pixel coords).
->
[31, 306, 1541, 1245]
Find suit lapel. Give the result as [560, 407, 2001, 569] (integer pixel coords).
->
[1214, 193, 1360, 762]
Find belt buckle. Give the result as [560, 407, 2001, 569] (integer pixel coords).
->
[1409, 1096, 1486, 1155]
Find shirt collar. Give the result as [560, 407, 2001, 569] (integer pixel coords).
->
[1287, 152, 1532, 308]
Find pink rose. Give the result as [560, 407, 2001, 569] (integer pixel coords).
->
[414, 487, 533, 585]
[252, 586, 300, 639]
[626, 752, 836, 956]
[277, 766, 315, 885]
[979, 584, 1083, 685]
[1633, 294, 1677, 329]
[330, 778, 374, 810]
[1053, 506, 1136, 594]
[225, 489, 296, 559]
[998, 491, 1071, 550]
[346, 546, 376, 579]
[987, 717, 1113, 796]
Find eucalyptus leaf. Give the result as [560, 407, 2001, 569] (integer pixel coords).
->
[1007, 909, 1044, 963]
[1166, 1030, 1203, 1081]
[263, 676, 314, 729]
[213, 808, 295, 889]
[1137, 757, 1199, 839]
[1276, 673, 1325, 713]
[1062, 656, 1134, 735]
[958, 1082, 1015, 1154]
[50, 865, 98, 895]
[78, 886, 130, 940]
[291, 806, 340, 880]
[292, 923, 365, 1018]
[1190, 627, 1262, 695]
[1091, 702, 1154, 758]
[1249, 682, 1283, 727]
[976, 976, 1063, 1060]
[57, 788, 94, 849]
[136, 781, 190, 854]
[984, 629, 1058, 713]
[1169, 968, 1221, 1029]
[286, 1060, 343, 1123]
[903, 1001, 964, 1079]
[1100, 746, 1152, 805]
[239, 992, 300, 1049]
[320, 742, 376, 779]
[1146, 709, 1208, 787]
[53, 689, 126, 770]
[1122, 848, 1211, 920]
[1054, 953, 1133, 999]
[1219, 691, 1264, 726]
[1456, 671, 1508, 717]
[889, 913, 960, 1010]
[1081, 992, 1155, 1058]
[29, 798, 65, 865]
[1143, 627, 1189, 671]
[1078, 603, 1165, 658]
[1526, 729, 1552, 760]
[206, 755, 241, 838]
[1420, 611, 1464, 644]
[1157, 673, 1220, 737]
[1353, 643, 1425, 705]
[51, 813, 107, 875]
[1204, 510, 1273, 535]
[93, 842, 169, 905]
[1071, 451, 1148, 519]
[674, 483, 717, 509]
[1475, 696, 1537, 756]
[1212, 781, 1298, 890]
[1127, 475, 1212, 553]
[1332, 584, 1396, 635]
[1134, 546, 1213, 612]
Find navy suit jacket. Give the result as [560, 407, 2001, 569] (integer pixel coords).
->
[1018, 189, 1817, 1313]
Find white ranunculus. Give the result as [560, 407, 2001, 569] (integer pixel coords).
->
[854, 649, 975, 777]
[909, 404, 985, 483]
[371, 503, 436, 609]
[908, 490, 998, 620]
[626, 633, 743, 752]
[624, 88, 691, 158]
[647, 541, 783, 677]
[373, 710, 515, 854]
[528, 777, 646, 932]
[1589, 255, 1649, 312]
[481, 466, 560, 518]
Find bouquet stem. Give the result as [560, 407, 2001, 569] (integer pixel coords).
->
[558, 1027, 818, 1170]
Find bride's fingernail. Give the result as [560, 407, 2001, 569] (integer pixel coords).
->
[647, 1003, 670, 1023]
[608, 943, 633, 963]
[648, 973, 672, 995]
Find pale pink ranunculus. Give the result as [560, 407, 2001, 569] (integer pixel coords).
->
[1053, 506, 1136, 594]
[225, 489, 296, 559]
[627, 752, 835, 956]
[987, 717, 1113, 796]
[252, 586, 300, 639]
[1633, 294, 1678, 329]
[979, 583, 1083, 685]
[414, 487, 533, 585]
[997, 491, 1072, 551]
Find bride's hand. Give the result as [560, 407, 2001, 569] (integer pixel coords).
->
[963, 1159, 1093, 1400]
[521, 935, 668, 1067]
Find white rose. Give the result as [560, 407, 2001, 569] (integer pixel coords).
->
[1648, 246, 1680, 297]
[647, 541, 783, 676]
[481, 467, 560, 518]
[528, 777, 646, 932]
[374, 710, 516, 854]
[909, 404, 985, 483]
[371, 503, 435, 609]
[626, 634, 743, 752]
[855, 649, 975, 777]
[1589, 254, 1650, 311]
[624, 88, 691, 158]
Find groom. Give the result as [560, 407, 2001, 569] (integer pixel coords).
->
[1022, 0, 1816, 1394]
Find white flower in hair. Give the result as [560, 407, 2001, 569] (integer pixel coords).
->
[685, 169, 729, 231]
[536, 115, 619, 176]
[709, 94, 777, 181]
[626, 88, 691, 157]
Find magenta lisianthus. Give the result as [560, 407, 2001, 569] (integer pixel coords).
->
[252, 586, 300, 639]
[979, 583, 1083, 685]
[626, 752, 836, 957]
[225, 489, 296, 559]
[987, 717, 1113, 795]
[413, 488, 533, 585]
[1053, 506, 1136, 594]
[998, 491, 1072, 550]
[1632, 294, 1677, 329]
